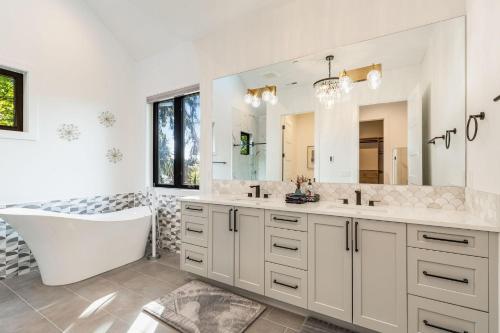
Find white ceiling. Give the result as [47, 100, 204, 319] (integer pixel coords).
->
[84, 0, 290, 60]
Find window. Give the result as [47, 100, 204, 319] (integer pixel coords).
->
[0, 67, 23, 132]
[153, 92, 200, 189]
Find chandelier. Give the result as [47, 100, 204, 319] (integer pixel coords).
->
[313, 55, 382, 109]
[244, 85, 278, 108]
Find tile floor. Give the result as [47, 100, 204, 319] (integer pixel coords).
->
[0, 251, 304, 333]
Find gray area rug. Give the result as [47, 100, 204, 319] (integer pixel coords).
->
[300, 317, 359, 333]
[143, 280, 266, 333]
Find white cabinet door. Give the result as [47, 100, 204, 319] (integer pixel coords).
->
[353, 219, 407, 333]
[208, 205, 234, 285]
[308, 215, 352, 322]
[234, 207, 265, 294]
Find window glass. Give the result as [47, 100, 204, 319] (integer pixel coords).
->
[157, 100, 175, 186]
[182, 93, 200, 186]
[0, 74, 16, 128]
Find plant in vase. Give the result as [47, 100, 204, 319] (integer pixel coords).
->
[294, 175, 308, 195]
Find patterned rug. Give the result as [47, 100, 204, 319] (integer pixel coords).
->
[143, 280, 266, 333]
[300, 317, 359, 333]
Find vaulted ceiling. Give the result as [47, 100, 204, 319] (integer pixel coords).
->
[84, 0, 290, 60]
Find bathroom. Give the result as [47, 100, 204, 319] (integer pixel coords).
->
[0, 0, 499, 332]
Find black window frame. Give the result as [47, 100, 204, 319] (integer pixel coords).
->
[153, 92, 200, 189]
[0, 67, 24, 132]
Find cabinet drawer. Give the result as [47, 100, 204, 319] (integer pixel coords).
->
[266, 210, 307, 231]
[181, 215, 208, 247]
[180, 243, 207, 277]
[182, 202, 209, 218]
[265, 262, 307, 308]
[265, 227, 307, 270]
[408, 295, 488, 333]
[407, 224, 488, 257]
[408, 248, 489, 311]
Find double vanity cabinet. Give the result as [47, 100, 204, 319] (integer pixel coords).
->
[179, 198, 499, 333]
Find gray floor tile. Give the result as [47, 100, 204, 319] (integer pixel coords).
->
[3, 271, 42, 290]
[0, 297, 46, 332]
[66, 276, 121, 302]
[16, 283, 75, 310]
[0, 283, 18, 304]
[131, 261, 191, 287]
[247, 317, 287, 333]
[121, 273, 176, 299]
[267, 308, 305, 331]
[96, 287, 150, 324]
[39, 293, 101, 330]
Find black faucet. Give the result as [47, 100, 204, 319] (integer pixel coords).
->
[250, 185, 261, 198]
[355, 190, 362, 205]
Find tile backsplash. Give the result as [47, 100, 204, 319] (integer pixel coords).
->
[466, 187, 500, 224]
[212, 180, 466, 210]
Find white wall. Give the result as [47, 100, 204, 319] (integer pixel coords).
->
[466, 0, 500, 195]
[134, 42, 200, 194]
[0, 0, 141, 204]
[195, 0, 465, 192]
[420, 18, 466, 186]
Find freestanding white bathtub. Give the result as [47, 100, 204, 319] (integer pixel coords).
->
[0, 206, 151, 286]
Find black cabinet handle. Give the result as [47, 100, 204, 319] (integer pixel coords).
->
[228, 208, 233, 231]
[233, 209, 238, 232]
[422, 234, 468, 244]
[186, 206, 203, 211]
[273, 243, 299, 251]
[354, 221, 359, 252]
[186, 228, 203, 233]
[186, 256, 203, 263]
[345, 220, 350, 251]
[423, 320, 468, 333]
[423, 271, 468, 284]
[273, 217, 298, 223]
[273, 279, 298, 289]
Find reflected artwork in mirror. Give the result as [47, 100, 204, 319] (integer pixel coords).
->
[212, 17, 465, 186]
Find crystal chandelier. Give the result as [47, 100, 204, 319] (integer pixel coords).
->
[313, 55, 343, 109]
[314, 55, 382, 109]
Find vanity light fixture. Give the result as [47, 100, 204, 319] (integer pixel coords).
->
[314, 56, 383, 108]
[244, 85, 278, 108]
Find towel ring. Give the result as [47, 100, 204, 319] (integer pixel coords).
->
[445, 128, 457, 149]
[466, 112, 485, 141]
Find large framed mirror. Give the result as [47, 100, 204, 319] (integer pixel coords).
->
[212, 16, 465, 186]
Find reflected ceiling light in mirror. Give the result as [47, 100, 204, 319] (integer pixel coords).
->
[339, 70, 353, 94]
[314, 56, 383, 108]
[244, 85, 278, 108]
[367, 65, 382, 90]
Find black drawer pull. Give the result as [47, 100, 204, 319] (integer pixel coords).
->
[186, 206, 203, 212]
[423, 320, 468, 333]
[345, 220, 350, 251]
[186, 228, 203, 233]
[186, 256, 203, 263]
[273, 243, 299, 251]
[273, 279, 298, 289]
[273, 217, 298, 223]
[422, 234, 468, 244]
[423, 271, 468, 284]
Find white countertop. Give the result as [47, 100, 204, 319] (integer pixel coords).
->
[179, 195, 499, 232]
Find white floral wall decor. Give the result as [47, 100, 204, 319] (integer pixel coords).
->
[98, 111, 116, 128]
[57, 124, 80, 141]
[106, 148, 123, 163]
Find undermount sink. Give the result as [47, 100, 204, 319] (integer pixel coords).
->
[325, 203, 389, 213]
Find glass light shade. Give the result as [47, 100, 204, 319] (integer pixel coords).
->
[244, 93, 253, 104]
[270, 94, 278, 105]
[251, 96, 261, 108]
[314, 78, 342, 109]
[339, 75, 353, 94]
[261, 90, 272, 102]
[367, 69, 382, 90]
